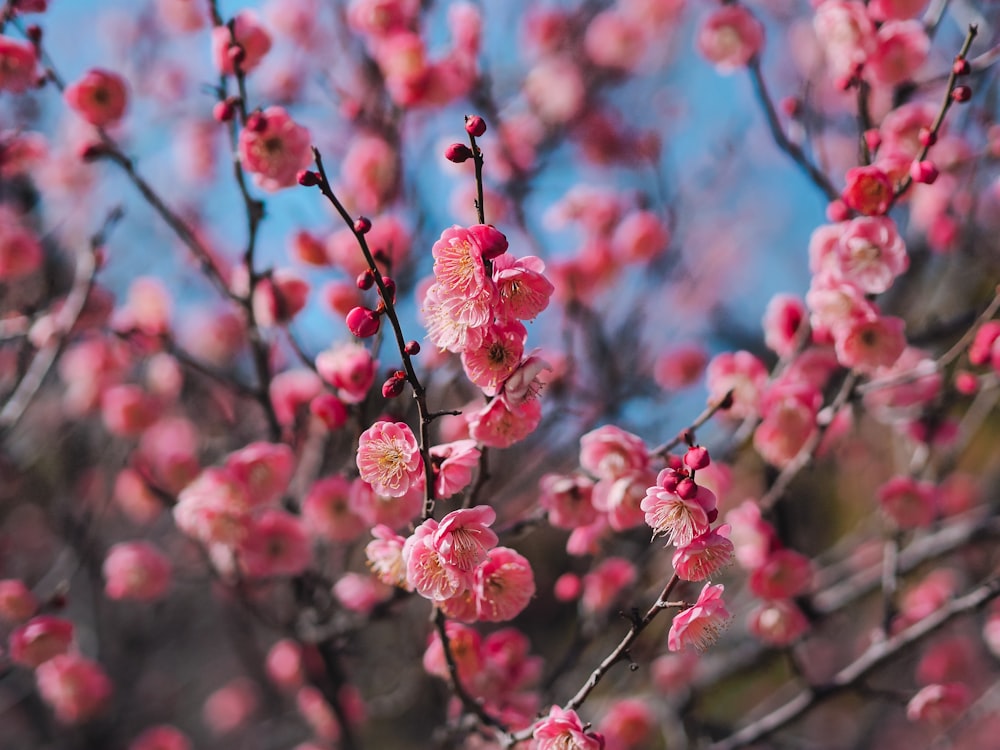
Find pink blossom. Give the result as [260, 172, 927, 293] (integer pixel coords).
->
[462, 320, 526, 396]
[539, 473, 598, 529]
[763, 293, 807, 357]
[356, 420, 424, 497]
[422, 281, 484, 353]
[129, 725, 193, 750]
[237, 510, 311, 578]
[432, 505, 498, 571]
[365, 524, 410, 589]
[706, 350, 768, 419]
[533, 705, 605, 750]
[474, 546, 535, 622]
[747, 599, 810, 646]
[613, 209, 670, 263]
[808, 223, 844, 276]
[347, 0, 419, 37]
[340, 133, 399, 214]
[103, 541, 172, 601]
[156, 0, 205, 32]
[501, 352, 551, 406]
[880, 102, 937, 159]
[224, 441, 294, 508]
[579, 425, 649, 482]
[667, 583, 731, 652]
[0, 579, 38, 623]
[593, 471, 653, 531]
[203, 678, 258, 736]
[651, 652, 699, 694]
[524, 56, 586, 125]
[584, 10, 647, 72]
[333, 572, 393, 613]
[404, 519, 469, 600]
[654, 344, 707, 390]
[173, 467, 252, 546]
[302, 475, 367, 541]
[598, 698, 655, 749]
[877, 475, 937, 529]
[270, 369, 323, 426]
[641, 469, 718, 548]
[0, 36, 38, 94]
[492, 254, 554, 322]
[9, 615, 74, 667]
[673, 525, 735, 581]
[813, 0, 876, 82]
[835, 314, 907, 373]
[431, 225, 497, 325]
[430, 439, 481, 499]
[36, 654, 112, 724]
[266, 639, 304, 691]
[868, 20, 929, 87]
[315, 342, 377, 404]
[749, 548, 813, 599]
[64, 69, 128, 127]
[467, 395, 542, 448]
[211, 10, 272, 74]
[349, 478, 422, 529]
[754, 380, 821, 468]
[906, 683, 970, 723]
[834, 216, 908, 294]
[251, 270, 309, 325]
[842, 165, 893, 217]
[238, 107, 312, 192]
[100, 384, 159, 437]
[423, 620, 482, 685]
[697, 5, 765, 73]
[806, 274, 879, 339]
[296, 685, 338, 741]
[581, 557, 636, 614]
[0, 205, 42, 280]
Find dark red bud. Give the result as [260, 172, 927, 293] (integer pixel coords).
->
[952, 85, 972, 102]
[356, 270, 375, 290]
[918, 128, 936, 147]
[952, 57, 970, 76]
[26, 25, 42, 45]
[296, 170, 319, 187]
[404, 340, 421, 355]
[445, 143, 473, 163]
[345, 306, 380, 338]
[354, 216, 371, 234]
[246, 111, 268, 132]
[465, 115, 487, 137]
[676, 478, 698, 500]
[213, 99, 235, 123]
[227, 44, 246, 66]
[380, 276, 396, 302]
[382, 375, 405, 398]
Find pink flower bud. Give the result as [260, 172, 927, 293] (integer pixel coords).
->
[465, 115, 487, 137]
[310, 393, 348, 429]
[918, 127, 936, 147]
[909, 159, 938, 184]
[445, 143, 473, 163]
[951, 85, 971, 102]
[683, 446, 711, 471]
[469, 223, 509, 259]
[296, 170, 319, 187]
[213, 99, 235, 122]
[354, 216, 371, 234]
[380, 276, 396, 302]
[345, 306, 380, 338]
[952, 57, 970, 76]
[864, 129, 882, 153]
[404, 340, 420, 355]
[246, 111, 268, 132]
[356, 270, 374, 290]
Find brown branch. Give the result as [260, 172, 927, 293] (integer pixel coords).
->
[709, 576, 1000, 750]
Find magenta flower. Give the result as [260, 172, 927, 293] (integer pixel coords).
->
[533, 705, 605, 750]
[356, 421, 424, 498]
[432, 505, 498, 571]
[238, 106, 312, 192]
[640, 469, 717, 548]
[474, 546, 535, 622]
[667, 583, 731, 652]
[672, 525, 735, 582]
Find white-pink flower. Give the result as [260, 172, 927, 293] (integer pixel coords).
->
[834, 216, 908, 295]
[431, 505, 498, 571]
[667, 583, 731, 652]
[238, 106, 312, 192]
[429, 439, 481, 499]
[356, 421, 424, 497]
[533, 705, 605, 750]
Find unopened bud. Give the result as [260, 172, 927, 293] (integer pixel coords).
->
[246, 111, 268, 132]
[684, 446, 711, 471]
[864, 129, 881, 154]
[345, 306, 380, 338]
[213, 99, 235, 123]
[380, 276, 396, 303]
[26, 25, 42, 45]
[296, 170, 319, 187]
[227, 44, 246, 67]
[445, 142, 473, 163]
[910, 159, 939, 185]
[952, 57, 970, 76]
[354, 216, 371, 234]
[404, 340, 421, 355]
[356, 270, 375, 290]
[676, 478, 698, 500]
[918, 127, 936, 147]
[465, 115, 487, 137]
[382, 371, 407, 398]
[952, 85, 972, 103]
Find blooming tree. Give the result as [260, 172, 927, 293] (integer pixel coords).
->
[1, 1, 1000, 749]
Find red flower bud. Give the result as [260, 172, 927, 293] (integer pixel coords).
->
[404, 340, 421, 355]
[465, 115, 487, 137]
[354, 216, 371, 234]
[246, 111, 268, 132]
[296, 170, 319, 187]
[227, 44, 246, 67]
[382, 372, 406, 398]
[676, 478, 698, 500]
[683, 446, 711, 471]
[310, 393, 348, 430]
[356, 270, 375, 290]
[380, 276, 396, 303]
[345, 306, 380, 338]
[445, 143, 473, 163]
[951, 85, 971, 103]
[863, 129, 881, 154]
[952, 57, 970, 76]
[213, 99, 235, 123]
[909, 160, 938, 185]
[469, 224, 508, 260]
[918, 128, 936, 147]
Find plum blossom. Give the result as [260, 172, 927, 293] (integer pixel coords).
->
[641, 468, 718, 548]
[102, 541, 172, 601]
[64, 69, 129, 127]
[697, 5, 764, 73]
[238, 107, 312, 192]
[533, 705, 605, 750]
[429, 439, 481, 499]
[672, 525, 735, 581]
[432, 506, 498, 571]
[667, 583, 731, 652]
[834, 216, 908, 294]
[36, 654, 113, 724]
[356, 421, 424, 497]
[474, 546, 535, 622]
[211, 10, 272, 74]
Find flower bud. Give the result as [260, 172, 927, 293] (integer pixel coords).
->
[465, 115, 487, 137]
[910, 160, 939, 185]
[354, 216, 371, 234]
[676, 478, 698, 500]
[684, 446, 711, 471]
[952, 57, 970, 76]
[296, 170, 319, 187]
[445, 143, 473, 163]
[951, 85, 971, 103]
[469, 224, 508, 260]
[356, 270, 375, 290]
[918, 128, 936, 147]
[213, 99, 235, 123]
[345, 306, 380, 338]
[310, 393, 348, 430]
[246, 111, 268, 132]
[380, 276, 396, 303]
[404, 340, 420, 355]
[381, 371, 406, 398]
